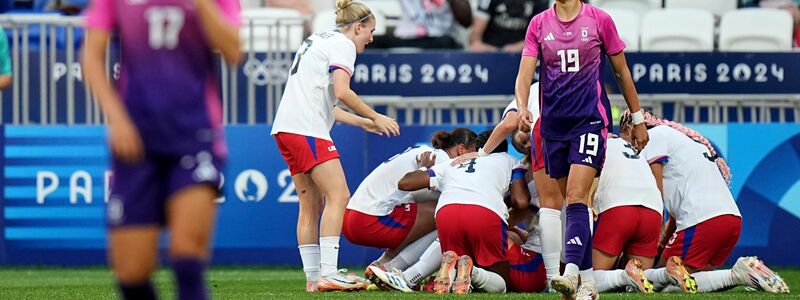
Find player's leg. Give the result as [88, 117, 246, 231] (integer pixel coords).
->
[109, 228, 160, 299]
[644, 227, 697, 293]
[382, 201, 438, 270]
[531, 120, 565, 287]
[507, 243, 547, 293]
[454, 206, 509, 294]
[167, 185, 218, 300]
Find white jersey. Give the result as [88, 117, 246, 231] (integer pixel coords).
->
[641, 126, 741, 231]
[348, 146, 449, 216]
[502, 82, 541, 122]
[429, 153, 525, 223]
[271, 30, 356, 141]
[594, 138, 663, 215]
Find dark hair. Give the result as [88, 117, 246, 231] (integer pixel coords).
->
[431, 128, 478, 150]
[510, 130, 527, 154]
[476, 130, 508, 154]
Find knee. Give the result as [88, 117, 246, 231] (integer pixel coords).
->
[565, 188, 589, 204]
[113, 259, 156, 284]
[170, 235, 209, 258]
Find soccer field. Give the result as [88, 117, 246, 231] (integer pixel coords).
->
[0, 267, 796, 299]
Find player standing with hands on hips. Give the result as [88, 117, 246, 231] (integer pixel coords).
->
[82, 0, 242, 298]
[514, 0, 649, 298]
[271, 0, 400, 292]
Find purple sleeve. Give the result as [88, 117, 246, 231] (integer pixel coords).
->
[215, 0, 242, 27]
[597, 11, 625, 55]
[83, 0, 115, 30]
[521, 15, 541, 57]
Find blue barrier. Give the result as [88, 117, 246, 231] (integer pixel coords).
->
[0, 124, 799, 266]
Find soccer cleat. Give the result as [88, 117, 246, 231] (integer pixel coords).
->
[365, 261, 392, 291]
[575, 281, 599, 300]
[624, 258, 654, 294]
[306, 281, 318, 292]
[452, 255, 474, 294]
[433, 251, 458, 294]
[551, 273, 580, 300]
[665, 256, 697, 294]
[732, 256, 790, 293]
[317, 272, 369, 292]
[368, 266, 414, 293]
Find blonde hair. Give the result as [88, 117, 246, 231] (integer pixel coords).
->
[335, 0, 374, 28]
[619, 110, 732, 186]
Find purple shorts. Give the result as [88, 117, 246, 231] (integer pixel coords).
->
[106, 150, 223, 227]
[543, 128, 608, 179]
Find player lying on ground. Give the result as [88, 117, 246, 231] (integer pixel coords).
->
[344, 128, 478, 288]
[619, 110, 789, 294]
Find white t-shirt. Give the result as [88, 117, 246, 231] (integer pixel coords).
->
[502, 82, 541, 122]
[594, 138, 663, 215]
[348, 145, 449, 216]
[271, 30, 356, 141]
[429, 153, 525, 223]
[641, 126, 741, 231]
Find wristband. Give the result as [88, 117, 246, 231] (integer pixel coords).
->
[417, 167, 428, 171]
[631, 110, 645, 125]
[477, 148, 488, 157]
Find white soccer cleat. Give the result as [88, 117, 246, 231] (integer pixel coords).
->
[317, 271, 369, 292]
[368, 266, 414, 293]
[732, 256, 790, 293]
[551, 273, 580, 300]
[575, 280, 599, 300]
[624, 258, 654, 294]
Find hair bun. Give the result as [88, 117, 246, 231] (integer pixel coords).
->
[431, 131, 452, 149]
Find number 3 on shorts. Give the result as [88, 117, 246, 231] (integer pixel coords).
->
[579, 133, 599, 157]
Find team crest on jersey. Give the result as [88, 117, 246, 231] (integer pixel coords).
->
[581, 27, 590, 42]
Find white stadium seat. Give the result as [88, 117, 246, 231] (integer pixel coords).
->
[593, 0, 661, 16]
[665, 0, 738, 17]
[312, 9, 387, 36]
[719, 8, 794, 52]
[240, 8, 307, 52]
[640, 8, 715, 51]
[602, 8, 641, 51]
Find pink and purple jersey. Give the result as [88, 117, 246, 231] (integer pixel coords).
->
[522, 3, 624, 140]
[84, 0, 240, 157]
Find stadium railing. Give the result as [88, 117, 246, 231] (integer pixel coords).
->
[1, 14, 799, 126]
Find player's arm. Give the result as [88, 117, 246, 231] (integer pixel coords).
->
[333, 106, 384, 135]
[0, 75, 10, 90]
[195, 0, 242, 65]
[509, 172, 531, 211]
[608, 52, 648, 151]
[397, 170, 432, 191]
[501, 40, 526, 53]
[659, 214, 676, 251]
[451, 111, 517, 165]
[333, 69, 400, 136]
[468, 17, 497, 52]
[515, 56, 538, 132]
[649, 162, 664, 197]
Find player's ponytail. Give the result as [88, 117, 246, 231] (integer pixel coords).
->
[335, 0, 374, 28]
[431, 128, 478, 150]
[619, 110, 732, 186]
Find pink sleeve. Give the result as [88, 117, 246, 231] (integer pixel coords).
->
[215, 0, 242, 27]
[521, 15, 540, 57]
[83, 0, 115, 30]
[598, 12, 625, 55]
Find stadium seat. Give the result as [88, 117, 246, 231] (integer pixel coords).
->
[665, 0, 737, 17]
[312, 8, 387, 36]
[593, 0, 661, 16]
[602, 8, 640, 51]
[719, 8, 794, 52]
[240, 8, 306, 52]
[640, 8, 715, 51]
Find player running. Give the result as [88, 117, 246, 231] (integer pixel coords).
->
[83, 0, 241, 298]
[344, 128, 478, 287]
[271, 0, 400, 292]
[515, 0, 649, 298]
[619, 111, 789, 294]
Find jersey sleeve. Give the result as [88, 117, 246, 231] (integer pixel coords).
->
[428, 163, 449, 190]
[328, 38, 357, 76]
[215, 0, 242, 27]
[642, 128, 669, 164]
[511, 164, 527, 183]
[83, 0, 116, 31]
[521, 15, 541, 57]
[597, 10, 626, 55]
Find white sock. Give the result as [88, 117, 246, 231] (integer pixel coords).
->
[643, 268, 671, 290]
[402, 239, 442, 288]
[594, 270, 628, 292]
[580, 268, 595, 284]
[385, 231, 438, 271]
[539, 208, 563, 281]
[471, 266, 506, 293]
[375, 251, 392, 266]
[694, 270, 740, 292]
[298, 244, 320, 282]
[319, 236, 340, 276]
[564, 263, 580, 276]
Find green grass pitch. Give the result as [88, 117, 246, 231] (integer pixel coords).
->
[0, 267, 796, 299]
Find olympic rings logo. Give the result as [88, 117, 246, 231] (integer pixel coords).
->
[242, 58, 292, 86]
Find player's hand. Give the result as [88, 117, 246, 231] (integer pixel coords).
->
[631, 123, 649, 153]
[509, 226, 528, 243]
[371, 114, 400, 137]
[518, 110, 533, 133]
[108, 113, 144, 164]
[450, 151, 478, 166]
[360, 119, 384, 135]
[416, 151, 436, 169]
